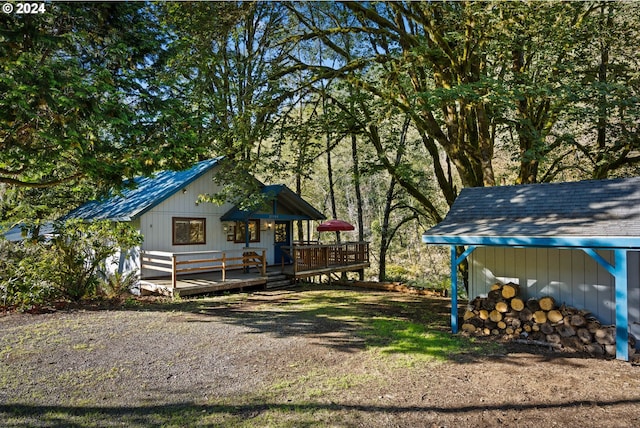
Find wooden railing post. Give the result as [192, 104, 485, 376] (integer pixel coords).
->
[171, 254, 177, 290]
[261, 249, 266, 276]
[221, 252, 226, 282]
[324, 246, 329, 268]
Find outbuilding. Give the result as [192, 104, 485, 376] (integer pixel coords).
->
[422, 177, 640, 361]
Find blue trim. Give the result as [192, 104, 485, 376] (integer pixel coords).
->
[220, 184, 325, 222]
[423, 234, 640, 250]
[582, 248, 629, 361]
[450, 246, 458, 334]
[456, 245, 476, 265]
[614, 249, 629, 361]
[582, 249, 615, 276]
[449, 245, 476, 334]
[221, 212, 316, 221]
[425, 236, 636, 361]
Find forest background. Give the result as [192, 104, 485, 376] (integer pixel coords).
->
[1, 1, 639, 303]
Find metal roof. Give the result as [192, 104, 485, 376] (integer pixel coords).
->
[221, 184, 326, 221]
[422, 177, 640, 249]
[65, 158, 222, 221]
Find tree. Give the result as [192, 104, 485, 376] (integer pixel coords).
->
[161, 2, 297, 209]
[0, 3, 195, 191]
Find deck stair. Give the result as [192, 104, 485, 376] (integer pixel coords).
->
[265, 270, 294, 289]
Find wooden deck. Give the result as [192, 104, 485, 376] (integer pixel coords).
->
[138, 242, 370, 296]
[139, 267, 275, 297]
[281, 241, 370, 280]
[139, 248, 268, 296]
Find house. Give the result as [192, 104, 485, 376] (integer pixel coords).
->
[422, 177, 640, 361]
[65, 157, 326, 293]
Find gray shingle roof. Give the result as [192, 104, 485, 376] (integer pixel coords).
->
[424, 177, 640, 238]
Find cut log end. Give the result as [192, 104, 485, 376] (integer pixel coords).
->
[539, 296, 556, 311]
[501, 282, 520, 299]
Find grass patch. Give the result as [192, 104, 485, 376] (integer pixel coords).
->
[359, 316, 481, 362]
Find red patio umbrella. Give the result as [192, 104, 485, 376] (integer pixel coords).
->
[316, 219, 355, 232]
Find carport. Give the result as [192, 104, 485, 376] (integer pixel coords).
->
[422, 178, 640, 361]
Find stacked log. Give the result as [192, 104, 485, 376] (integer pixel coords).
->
[461, 282, 637, 358]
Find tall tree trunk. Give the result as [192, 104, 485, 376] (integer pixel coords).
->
[513, 45, 540, 184]
[378, 177, 396, 282]
[593, 3, 613, 179]
[378, 117, 410, 281]
[351, 133, 364, 280]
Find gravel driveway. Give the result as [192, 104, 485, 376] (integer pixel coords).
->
[2, 285, 640, 427]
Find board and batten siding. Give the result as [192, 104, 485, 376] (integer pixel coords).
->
[469, 247, 640, 339]
[136, 166, 275, 277]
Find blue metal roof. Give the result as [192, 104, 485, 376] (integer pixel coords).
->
[66, 158, 222, 221]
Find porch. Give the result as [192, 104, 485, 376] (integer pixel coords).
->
[139, 248, 268, 296]
[281, 241, 370, 280]
[138, 242, 370, 296]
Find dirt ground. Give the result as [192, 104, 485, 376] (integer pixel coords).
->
[2, 284, 640, 427]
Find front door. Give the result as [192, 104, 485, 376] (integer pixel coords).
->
[274, 221, 292, 264]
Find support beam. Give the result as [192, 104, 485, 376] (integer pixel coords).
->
[450, 246, 458, 333]
[582, 248, 629, 361]
[614, 249, 629, 361]
[450, 245, 476, 334]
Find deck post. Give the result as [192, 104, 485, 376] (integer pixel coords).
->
[324, 246, 329, 268]
[222, 252, 226, 282]
[171, 254, 177, 290]
[261, 249, 266, 276]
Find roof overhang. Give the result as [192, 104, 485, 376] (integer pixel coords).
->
[221, 184, 325, 222]
[422, 234, 640, 250]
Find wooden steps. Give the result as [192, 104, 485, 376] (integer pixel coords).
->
[265, 271, 294, 289]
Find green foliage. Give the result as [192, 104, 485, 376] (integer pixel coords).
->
[384, 264, 413, 283]
[0, 220, 141, 308]
[0, 240, 57, 310]
[0, 2, 201, 221]
[97, 271, 139, 300]
[44, 220, 142, 301]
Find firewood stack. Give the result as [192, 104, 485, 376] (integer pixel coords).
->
[461, 282, 637, 358]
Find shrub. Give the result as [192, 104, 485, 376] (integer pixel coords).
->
[98, 270, 140, 300]
[1, 220, 142, 307]
[0, 240, 57, 310]
[43, 219, 143, 301]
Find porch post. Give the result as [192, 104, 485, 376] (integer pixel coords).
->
[244, 218, 250, 273]
[450, 246, 458, 334]
[614, 249, 629, 361]
[450, 245, 477, 335]
[582, 248, 630, 361]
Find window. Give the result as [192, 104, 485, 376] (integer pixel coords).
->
[173, 217, 206, 245]
[234, 220, 260, 243]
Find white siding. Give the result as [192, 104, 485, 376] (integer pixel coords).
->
[469, 247, 640, 339]
[135, 166, 276, 277]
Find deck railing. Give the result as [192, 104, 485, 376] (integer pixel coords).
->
[141, 248, 267, 290]
[282, 241, 369, 276]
